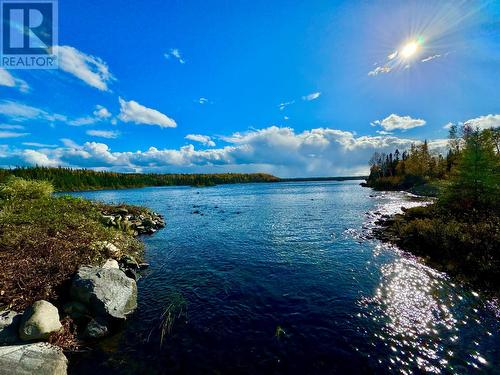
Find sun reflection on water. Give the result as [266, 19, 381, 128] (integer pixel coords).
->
[353, 191, 496, 374]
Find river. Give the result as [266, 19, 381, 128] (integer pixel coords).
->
[69, 180, 499, 374]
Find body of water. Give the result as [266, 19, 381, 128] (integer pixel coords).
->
[69, 181, 499, 374]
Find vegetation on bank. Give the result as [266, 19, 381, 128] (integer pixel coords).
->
[0, 177, 151, 311]
[368, 125, 499, 291]
[0, 167, 280, 191]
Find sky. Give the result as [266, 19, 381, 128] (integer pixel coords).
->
[0, 0, 499, 177]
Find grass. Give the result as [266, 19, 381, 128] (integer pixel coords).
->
[0, 177, 144, 311]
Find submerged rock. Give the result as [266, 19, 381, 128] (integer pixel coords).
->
[84, 318, 109, 339]
[19, 301, 62, 341]
[71, 266, 137, 320]
[0, 343, 67, 375]
[0, 310, 21, 345]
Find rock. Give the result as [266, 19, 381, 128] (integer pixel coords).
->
[142, 218, 155, 227]
[101, 215, 115, 226]
[121, 255, 139, 269]
[102, 242, 120, 256]
[0, 310, 21, 345]
[117, 208, 128, 215]
[84, 318, 109, 339]
[102, 259, 119, 269]
[0, 343, 67, 375]
[62, 302, 88, 320]
[71, 266, 137, 320]
[19, 301, 62, 341]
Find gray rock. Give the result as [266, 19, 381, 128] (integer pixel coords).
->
[84, 318, 109, 339]
[71, 266, 137, 320]
[19, 301, 62, 341]
[0, 310, 21, 345]
[102, 259, 119, 269]
[0, 343, 67, 375]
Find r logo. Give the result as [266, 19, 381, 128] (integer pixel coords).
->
[0, 0, 58, 68]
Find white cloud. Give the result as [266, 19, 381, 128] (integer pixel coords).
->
[86, 130, 120, 139]
[0, 68, 30, 93]
[443, 122, 454, 130]
[69, 116, 97, 126]
[421, 54, 441, 63]
[1, 124, 471, 176]
[0, 124, 24, 130]
[371, 114, 426, 131]
[55, 46, 114, 91]
[278, 100, 295, 111]
[118, 97, 177, 128]
[0, 131, 29, 138]
[185, 134, 216, 147]
[0, 101, 68, 124]
[302, 92, 321, 101]
[164, 48, 185, 64]
[464, 114, 500, 130]
[368, 66, 392, 76]
[0, 68, 14, 87]
[22, 142, 58, 148]
[93, 105, 112, 119]
[22, 149, 59, 167]
[198, 98, 208, 104]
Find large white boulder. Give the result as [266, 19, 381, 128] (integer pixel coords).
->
[71, 266, 137, 320]
[18, 301, 62, 341]
[0, 343, 67, 375]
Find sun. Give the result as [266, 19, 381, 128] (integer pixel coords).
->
[400, 41, 419, 59]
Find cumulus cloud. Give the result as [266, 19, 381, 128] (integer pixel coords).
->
[55, 46, 115, 91]
[164, 48, 185, 64]
[371, 114, 426, 131]
[302, 92, 321, 101]
[464, 114, 500, 130]
[2, 126, 423, 176]
[185, 134, 216, 147]
[93, 105, 112, 119]
[69, 105, 113, 126]
[86, 130, 120, 139]
[22, 149, 59, 167]
[118, 97, 177, 128]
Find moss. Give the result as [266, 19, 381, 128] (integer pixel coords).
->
[0, 178, 144, 311]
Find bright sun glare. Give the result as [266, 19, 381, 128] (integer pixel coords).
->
[400, 41, 419, 59]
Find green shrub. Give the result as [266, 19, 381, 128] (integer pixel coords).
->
[0, 176, 53, 201]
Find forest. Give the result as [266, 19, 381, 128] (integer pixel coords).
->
[368, 124, 500, 291]
[0, 168, 280, 191]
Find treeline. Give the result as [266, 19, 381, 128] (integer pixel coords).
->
[370, 124, 499, 290]
[0, 167, 280, 192]
[365, 124, 500, 198]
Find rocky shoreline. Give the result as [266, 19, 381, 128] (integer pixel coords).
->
[0, 207, 165, 375]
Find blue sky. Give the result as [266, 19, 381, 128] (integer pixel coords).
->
[1, 0, 499, 176]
